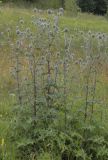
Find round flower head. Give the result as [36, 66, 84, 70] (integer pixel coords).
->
[33, 8, 38, 13]
[65, 57, 69, 63]
[92, 34, 95, 38]
[41, 56, 45, 61]
[58, 8, 64, 16]
[20, 32, 24, 36]
[47, 9, 53, 15]
[56, 52, 60, 57]
[19, 19, 24, 24]
[102, 33, 105, 38]
[64, 28, 69, 33]
[59, 8, 64, 13]
[98, 35, 102, 40]
[16, 29, 20, 35]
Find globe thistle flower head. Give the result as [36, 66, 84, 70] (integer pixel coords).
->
[56, 52, 60, 57]
[33, 8, 38, 13]
[98, 35, 103, 40]
[58, 8, 64, 16]
[80, 31, 84, 35]
[19, 19, 24, 24]
[65, 57, 69, 63]
[47, 9, 53, 15]
[64, 28, 69, 33]
[16, 29, 20, 35]
[59, 8, 64, 13]
[92, 34, 95, 38]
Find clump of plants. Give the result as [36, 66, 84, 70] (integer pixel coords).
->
[2, 9, 108, 160]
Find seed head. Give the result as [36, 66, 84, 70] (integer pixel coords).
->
[33, 8, 38, 13]
[64, 28, 69, 33]
[16, 29, 20, 35]
[47, 9, 53, 15]
[59, 8, 64, 13]
[92, 34, 95, 38]
[19, 19, 24, 24]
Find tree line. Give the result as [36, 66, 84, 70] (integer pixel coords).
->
[77, 0, 108, 15]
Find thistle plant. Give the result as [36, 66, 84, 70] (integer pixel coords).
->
[12, 40, 22, 106]
[7, 8, 108, 160]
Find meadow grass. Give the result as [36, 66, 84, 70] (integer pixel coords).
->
[0, 7, 108, 32]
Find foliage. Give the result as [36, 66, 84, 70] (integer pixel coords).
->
[77, 0, 96, 13]
[77, 0, 108, 15]
[3, 8, 107, 160]
[0, 6, 108, 160]
[9, 105, 108, 160]
[105, 8, 108, 19]
[65, 0, 79, 16]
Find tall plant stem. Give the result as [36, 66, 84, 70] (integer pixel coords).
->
[84, 74, 89, 122]
[47, 59, 51, 108]
[33, 57, 37, 117]
[91, 69, 97, 118]
[63, 60, 67, 130]
[16, 53, 22, 106]
[84, 64, 92, 122]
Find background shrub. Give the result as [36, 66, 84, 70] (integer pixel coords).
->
[77, 0, 108, 15]
[65, 0, 79, 16]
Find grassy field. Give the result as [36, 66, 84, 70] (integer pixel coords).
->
[0, 6, 108, 160]
[0, 7, 108, 31]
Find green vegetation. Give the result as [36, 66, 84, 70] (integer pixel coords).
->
[77, 0, 108, 15]
[1, 0, 108, 15]
[65, 0, 79, 16]
[0, 6, 108, 160]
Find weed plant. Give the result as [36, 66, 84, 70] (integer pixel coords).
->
[0, 8, 108, 160]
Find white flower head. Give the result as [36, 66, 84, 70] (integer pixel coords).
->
[19, 19, 24, 24]
[33, 8, 38, 13]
